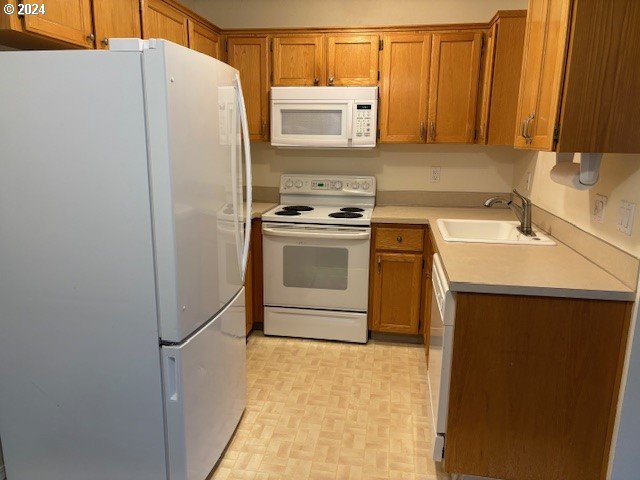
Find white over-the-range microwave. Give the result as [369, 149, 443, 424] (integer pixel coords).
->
[270, 86, 378, 148]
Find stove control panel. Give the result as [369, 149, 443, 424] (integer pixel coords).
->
[280, 175, 376, 196]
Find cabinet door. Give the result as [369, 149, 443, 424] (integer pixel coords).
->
[272, 35, 324, 86]
[188, 20, 220, 59]
[379, 34, 431, 143]
[514, 0, 572, 150]
[227, 37, 270, 140]
[22, 0, 94, 48]
[371, 252, 423, 334]
[476, 26, 497, 144]
[326, 34, 379, 86]
[142, 0, 189, 47]
[92, 0, 141, 50]
[427, 31, 483, 144]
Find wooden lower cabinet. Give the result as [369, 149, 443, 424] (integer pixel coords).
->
[369, 224, 433, 336]
[245, 218, 263, 335]
[445, 293, 633, 480]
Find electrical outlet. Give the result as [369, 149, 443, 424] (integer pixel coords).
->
[592, 194, 607, 224]
[430, 166, 441, 183]
[617, 200, 636, 236]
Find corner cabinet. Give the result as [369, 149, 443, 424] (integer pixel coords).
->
[476, 11, 526, 145]
[369, 224, 433, 335]
[515, 0, 640, 153]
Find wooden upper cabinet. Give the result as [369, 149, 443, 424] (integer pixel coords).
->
[555, 0, 640, 153]
[379, 34, 431, 143]
[514, 0, 571, 150]
[326, 34, 379, 86]
[142, 0, 189, 47]
[92, 0, 141, 50]
[227, 37, 270, 140]
[371, 252, 423, 334]
[22, 0, 94, 48]
[477, 12, 526, 145]
[272, 35, 325, 86]
[476, 26, 496, 144]
[427, 31, 483, 144]
[188, 20, 220, 59]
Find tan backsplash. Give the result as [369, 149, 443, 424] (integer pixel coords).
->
[250, 142, 530, 193]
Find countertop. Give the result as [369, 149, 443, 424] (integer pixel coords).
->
[252, 202, 276, 218]
[372, 206, 636, 301]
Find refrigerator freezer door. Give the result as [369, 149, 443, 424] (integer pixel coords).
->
[143, 41, 245, 343]
[162, 288, 247, 480]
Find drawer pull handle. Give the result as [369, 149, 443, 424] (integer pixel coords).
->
[396, 236, 403, 243]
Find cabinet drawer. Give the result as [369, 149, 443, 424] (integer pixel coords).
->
[375, 227, 424, 251]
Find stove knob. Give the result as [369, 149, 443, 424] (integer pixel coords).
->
[294, 180, 303, 188]
[333, 181, 343, 190]
[361, 181, 371, 191]
[352, 181, 360, 190]
[284, 179, 293, 188]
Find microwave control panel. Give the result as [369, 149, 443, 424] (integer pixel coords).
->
[352, 102, 377, 146]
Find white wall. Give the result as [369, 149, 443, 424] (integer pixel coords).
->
[514, 153, 640, 478]
[183, 0, 527, 29]
[252, 143, 528, 193]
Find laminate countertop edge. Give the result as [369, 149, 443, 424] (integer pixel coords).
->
[372, 206, 637, 302]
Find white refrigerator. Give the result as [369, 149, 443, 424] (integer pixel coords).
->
[0, 39, 252, 480]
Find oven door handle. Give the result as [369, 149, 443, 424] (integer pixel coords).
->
[262, 226, 370, 240]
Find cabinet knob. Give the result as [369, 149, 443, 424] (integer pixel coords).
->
[328, 76, 335, 85]
[86, 33, 95, 42]
[313, 77, 320, 86]
[429, 121, 436, 141]
[101, 38, 109, 46]
[396, 236, 403, 243]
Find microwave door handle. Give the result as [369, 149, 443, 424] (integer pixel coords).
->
[262, 226, 370, 240]
[346, 101, 354, 140]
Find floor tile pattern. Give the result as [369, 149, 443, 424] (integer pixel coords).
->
[210, 332, 450, 480]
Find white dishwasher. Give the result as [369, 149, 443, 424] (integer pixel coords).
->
[428, 253, 456, 463]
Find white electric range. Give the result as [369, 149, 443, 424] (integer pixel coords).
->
[262, 174, 376, 344]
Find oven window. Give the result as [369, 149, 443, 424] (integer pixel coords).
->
[283, 246, 348, 290]
[281, 109, 342, 136]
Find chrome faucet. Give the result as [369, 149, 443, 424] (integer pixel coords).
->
[484, 189, 533, 236]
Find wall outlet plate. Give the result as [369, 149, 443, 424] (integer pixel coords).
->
[617, 200, 636, 236]
[430, 166, 441, 183]
[524, 171, 532, 192]
[592, 194, 607, 224]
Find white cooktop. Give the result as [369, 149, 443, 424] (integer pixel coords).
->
[262, 204, 373, 226]
[262, 174, 376, 226]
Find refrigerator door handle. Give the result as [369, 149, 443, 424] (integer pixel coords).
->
[235, 72, 252, 281]
[164, 354, 180, 403]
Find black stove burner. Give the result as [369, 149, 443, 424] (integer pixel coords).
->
[274, 210, 301, 216]
[329, 212, 363, 219]
[283, 205, 314, 212]
[340, 207, 365, 213]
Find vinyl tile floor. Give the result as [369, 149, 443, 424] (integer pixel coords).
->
[210, 332, 450, 480]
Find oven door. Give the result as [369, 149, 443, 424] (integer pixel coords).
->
[270, 100, 353, 147]
[262, 223, 370, 311]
